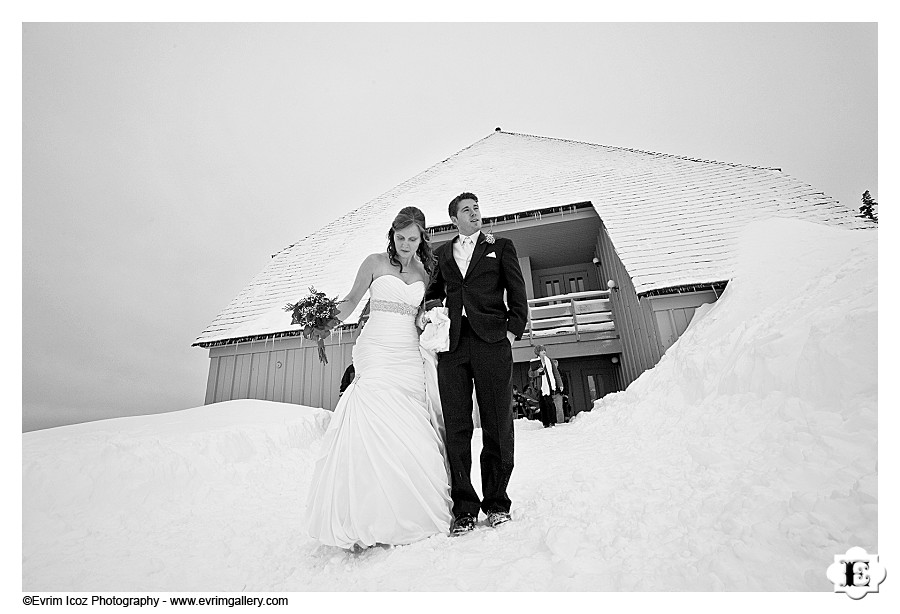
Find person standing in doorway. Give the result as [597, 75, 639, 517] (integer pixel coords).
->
[528, 345, 564, 428]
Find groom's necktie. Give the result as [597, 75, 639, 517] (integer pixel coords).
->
[461, 235, 475, 274]
[454, 233, 477, 277]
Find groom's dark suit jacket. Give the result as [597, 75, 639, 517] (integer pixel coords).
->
[426, 233, 529, 353]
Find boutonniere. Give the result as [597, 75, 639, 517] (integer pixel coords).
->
[484, 233, 495, 244]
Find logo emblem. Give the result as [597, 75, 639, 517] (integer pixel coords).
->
[826, 546, 886, 599]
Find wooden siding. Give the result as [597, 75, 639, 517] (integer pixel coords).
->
[204, 330, 360, 410]
[594, 221, 666, 387]
[647, 291, 719, 352]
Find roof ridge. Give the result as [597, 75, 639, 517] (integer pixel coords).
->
[435, 130, 498, 164]
[495, 130, 783, 172]
[271, 132, 500, 258]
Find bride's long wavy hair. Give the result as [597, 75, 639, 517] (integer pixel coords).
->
[387, 206, 436, 280]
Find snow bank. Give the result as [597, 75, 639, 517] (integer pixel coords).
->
[579, 218, 877, 589]
[23, 401, 331, 591]
[22, 218, 877, 591]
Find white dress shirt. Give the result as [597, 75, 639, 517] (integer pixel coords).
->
[453, 230, 480, 316]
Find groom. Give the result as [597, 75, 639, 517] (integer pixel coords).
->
[425, 192, 529, 536]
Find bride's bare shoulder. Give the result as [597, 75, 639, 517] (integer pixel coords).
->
[358, 252, 389, 274]
[365, 252, 390, 266]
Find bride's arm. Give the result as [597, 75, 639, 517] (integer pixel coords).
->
[335, 253, 380, 322]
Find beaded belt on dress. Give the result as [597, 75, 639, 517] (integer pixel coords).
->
[370, 299, 418, 316]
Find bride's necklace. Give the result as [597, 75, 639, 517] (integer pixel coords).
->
[397, 252, 416, 273]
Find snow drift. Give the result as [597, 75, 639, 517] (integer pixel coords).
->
[22, 218, 876, 591]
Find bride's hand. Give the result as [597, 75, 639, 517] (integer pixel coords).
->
[415, 306, 429, 331]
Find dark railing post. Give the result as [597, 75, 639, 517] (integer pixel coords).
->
[528, 303, 535, 343]
[571, 296, 579, 340]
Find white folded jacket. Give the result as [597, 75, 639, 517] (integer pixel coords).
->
[419, 306, 451, 353]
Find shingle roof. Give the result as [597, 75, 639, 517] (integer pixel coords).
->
[193, 130, 864, 346]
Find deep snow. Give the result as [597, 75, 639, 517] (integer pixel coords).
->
[22, 218, 878, 592]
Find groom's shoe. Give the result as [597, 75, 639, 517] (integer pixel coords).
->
[486, 510, 511, 528]
[450, 513, 477, 536]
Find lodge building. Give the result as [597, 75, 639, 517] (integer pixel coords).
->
[193, 130, 862, 415]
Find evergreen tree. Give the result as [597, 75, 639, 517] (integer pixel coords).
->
[858, 190, 878, 223]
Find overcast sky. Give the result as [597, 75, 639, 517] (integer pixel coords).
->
[21, 22, 877, 431]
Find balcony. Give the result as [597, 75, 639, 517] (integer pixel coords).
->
[512, 289, 622, 361]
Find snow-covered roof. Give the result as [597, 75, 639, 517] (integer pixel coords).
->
[194, 130, 863, 346]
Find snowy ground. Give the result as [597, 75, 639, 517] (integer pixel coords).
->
[22, 218, 877, 592]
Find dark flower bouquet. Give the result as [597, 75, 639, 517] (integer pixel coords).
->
[284, 286, 342, 364]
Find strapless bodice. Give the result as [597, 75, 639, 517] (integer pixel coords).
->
[369, 275, 425, 313]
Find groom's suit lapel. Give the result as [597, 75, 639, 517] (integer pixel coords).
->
[444, 236, 464, 280]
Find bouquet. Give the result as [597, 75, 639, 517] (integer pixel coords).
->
[284, 286, 342, 364]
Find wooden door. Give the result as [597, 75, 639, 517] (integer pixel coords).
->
[582, 369, 606, 411]
[537, 268, 589, 298]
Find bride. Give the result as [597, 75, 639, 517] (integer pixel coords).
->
[305, 206, 453, 548]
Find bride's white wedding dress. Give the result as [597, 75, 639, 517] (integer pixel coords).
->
[305, 275, 453, 548]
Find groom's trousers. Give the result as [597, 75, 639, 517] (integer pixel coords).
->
[437, 317, 515, 518]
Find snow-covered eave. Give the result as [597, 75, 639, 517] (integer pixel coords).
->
[427, 200, 594, 235]
[636, 280, 730, 299]
[192, 323, 362, 349]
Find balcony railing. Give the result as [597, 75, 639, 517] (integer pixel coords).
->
[526, 289, 616, 342]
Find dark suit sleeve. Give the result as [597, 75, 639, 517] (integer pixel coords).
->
[500, 239, 529, 339]
[424, 246, 447, 306]
[339, 364, 355, 393]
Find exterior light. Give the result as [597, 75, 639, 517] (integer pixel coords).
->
[611, 356, 619, 364]
[607, 279, 618, 292]
[592, 257, 600, 266]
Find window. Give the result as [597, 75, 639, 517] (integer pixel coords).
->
[545, 280, 562, 296]
[568, 276, 585, 293]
